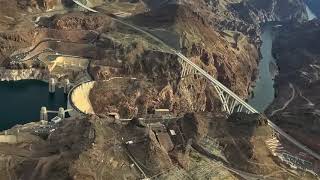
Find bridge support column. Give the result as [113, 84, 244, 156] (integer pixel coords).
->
[40, 106, 48, 121]
[237, 104, 243, 112]
[49, 78, 56, 93]
[58, 107, 65, 119]
[181, 63, 186, 78]
[63, 79, 71, 94]
[213, 85, 230, 114]
[229, 99, 238, 113]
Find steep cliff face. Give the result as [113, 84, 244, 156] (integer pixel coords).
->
[43, 11, 113, 30]
[129, 0, 309, 98]
[209, 113, 278, 176]
[0, 117, 95, 180]
[141, 0, 308, 41]
[231, 0, 308, 23]
[130, 3, 259, 98]
[0, 68, 48, 81]
[0, 0, 318, 179]
[84, 0, 310, 116]
[269, 20, 320, 153]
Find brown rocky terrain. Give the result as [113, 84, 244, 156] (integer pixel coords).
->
[86, 0, 310, 117]
[206, 112, 314, 179]
[0, 0, 318, 179]
[1, 112, 312, 179]
[269, 19, 320, 155]
[0, 0, 309, 100]
[87, 2, 261, 117]
[141, 0, 308, 38]
[0, 117, 94, 180]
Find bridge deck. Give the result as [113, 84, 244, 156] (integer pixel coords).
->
[72, 0, 320, 161]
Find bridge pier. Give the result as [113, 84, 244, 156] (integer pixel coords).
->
[181, 64, 186, 77]
[40, 106, 48, 121]
[63, 3, 320, 161]
[49, 78, 56, 93]
[236, 104, 244, 112]
[229, 99, 237, 113]
[58, 107, 65, 119]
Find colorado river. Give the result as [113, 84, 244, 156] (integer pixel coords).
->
[248, 24, 276, 112]
[249, 6, 317, 113]
[0, 80, 67, 131]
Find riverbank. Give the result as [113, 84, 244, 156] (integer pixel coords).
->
[267, 19, 320, 155]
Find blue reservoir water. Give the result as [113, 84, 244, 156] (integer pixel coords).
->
[0, 80, 67, 130]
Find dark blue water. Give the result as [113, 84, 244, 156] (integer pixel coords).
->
[0, 80, 67, 130]
[249, 6, 318, 113]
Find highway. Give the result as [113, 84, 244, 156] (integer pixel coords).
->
[10, 37, 98, 62]
[71, 0, 320, 162]
[298, 87, 314, 106]
[270, 83, 295, 116]
[12, 48, 86, 64]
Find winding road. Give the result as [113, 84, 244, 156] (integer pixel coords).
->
[270, 83, 295, 116]
[71, 0, 320, 162]
[10, 37, 98, 62]
[298, 88, 314, 106]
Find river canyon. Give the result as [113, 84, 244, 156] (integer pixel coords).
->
[0, 0, 318, 179]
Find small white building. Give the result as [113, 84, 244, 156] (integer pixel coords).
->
[51, 116, 62, 124]
[154, 109, 170, 116]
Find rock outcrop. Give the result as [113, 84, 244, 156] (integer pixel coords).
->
[0, 0, 317, 179]
[0, 68, 48, 81]
[180, 113, 209, 142]
[269, 19, 320, 153]
[0, 117, 94, 180]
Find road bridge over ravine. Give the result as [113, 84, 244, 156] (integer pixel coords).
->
[72, 0, 320, 162]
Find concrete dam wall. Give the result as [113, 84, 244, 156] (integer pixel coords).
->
[70, 81, 95, 114]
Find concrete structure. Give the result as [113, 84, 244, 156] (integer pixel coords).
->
[267, 137, 318, 175]
[51, 116, 62, 124]
[72, 0, 320, 163]
[108, 112, 120, 120]
[154, 109, 170, 116]
[179, 59, 198, 78]
[40, 120, 48, 125]
[69, 81, 95, 114]
[49, 78, 73, 94]
[40, 106, 48, 121]
[58, 107, 65, 119]
[148, 122, 166, 133]
[63, 79, 71, 94]
[49, 78, 56, 93]
[39, 106, 72, 121]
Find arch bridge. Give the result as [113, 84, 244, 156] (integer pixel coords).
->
[72, 0, 320, 162]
